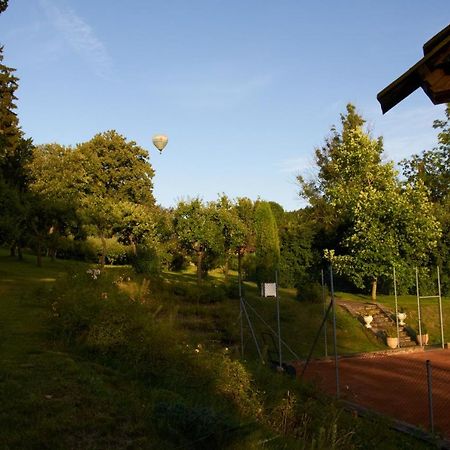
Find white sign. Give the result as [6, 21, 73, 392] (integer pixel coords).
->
[261, 283, 277, 298]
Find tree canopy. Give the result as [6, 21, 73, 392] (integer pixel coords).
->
[300, 104, 441, 300]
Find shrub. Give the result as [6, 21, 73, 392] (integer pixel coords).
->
[224, 281, 240, 299]
[152, 399, 239, 448]
[183, 283, 227, 304]
[55, 236, 131, 264]
[169, 252, 188, 272]
[131, 245, 160, 275]
[296, 282, 327, 303]
[214, 356, 262, 418]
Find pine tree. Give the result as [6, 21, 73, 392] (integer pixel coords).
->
[254, 201, 280, 285]
[0, 46, 23, 181]
[0, 1, 8, 15]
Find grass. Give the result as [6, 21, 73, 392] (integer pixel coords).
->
[159, 267, 386, 359]
[0, 249, 432, 448]
[335, 290, 450, 346]
[0, 251, 170, 448]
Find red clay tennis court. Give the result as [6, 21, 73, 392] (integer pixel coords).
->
[296, 348, 450, 439]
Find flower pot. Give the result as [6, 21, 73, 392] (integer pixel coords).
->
[397, 312, 407, 326]
[363, 315, 373, 328]
[416, 333, 429, 346]
[386, 336, 398, 349]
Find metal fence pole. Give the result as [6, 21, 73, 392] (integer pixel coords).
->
[238, 267, 244, 358]
[393, 266, 400, 348]
[426, 359, 434, 434]
[437, 266, 445, 349]
[322, 269, 328, 358]
[241, 299, 264, 363]
[330, 264, 340, 399]
[416, 267, 423, 346]
[275, 270, 282, 368]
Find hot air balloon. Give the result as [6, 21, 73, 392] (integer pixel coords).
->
[152, 134, 168, 154]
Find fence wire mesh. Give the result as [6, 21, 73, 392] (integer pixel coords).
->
[299, 350, 450, 440]
[429, 363, 450, 439]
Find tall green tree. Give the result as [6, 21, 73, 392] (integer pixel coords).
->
[77, 131, 155, 265]
[0, 1, 8, 14]
[0, 45, 35, 257]
[0, 47, 21, 166]
[401, 104, 450, 203]
[174, 198, 223, 282]
[254, 201, 280, 285]
[300, 104, 440, 300]
[213, 195, 247, 280]
[28, 132, 156, 266]
[401, 104, 450, 293]
[278, 210, 315, 288]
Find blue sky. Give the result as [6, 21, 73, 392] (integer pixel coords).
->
[1, 1, 449, 210]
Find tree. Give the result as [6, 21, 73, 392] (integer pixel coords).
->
[254, 201, 280, 285]
[0, 47, 21, 167]
[278, 210, 315, 288]
[401, 104, 450, 203]
[77, 131, 155, 265]
[0, 1, 8, 14]
[28, 132, 156, 266]
[300, 104, 440, 300]
[213, 195, 248, 280]
[401, 104, 450, 293]
[173, 198, 223, 282]
[0, 46, 34, 257]
[325, 180, 440, 299]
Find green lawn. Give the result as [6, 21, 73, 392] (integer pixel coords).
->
[163, 267, 386, 359]
[0, 250, 431, 448]
[336, 291, 450, 346]
[0, 251, 171, 448]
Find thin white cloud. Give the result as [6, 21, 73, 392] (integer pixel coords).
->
[278, 154, 317, 176]
[39, 0, 112, 78]
[368, 103, 445, 163]
[155, 72, 273, 110]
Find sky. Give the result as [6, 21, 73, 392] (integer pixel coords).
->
[1, 0, 449, 210]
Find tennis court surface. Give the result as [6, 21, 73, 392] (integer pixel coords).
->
[297, 349, 450, 439]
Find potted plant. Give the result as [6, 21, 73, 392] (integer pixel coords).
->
[397, 307, 407, 326]
[416, 322, 429, 346]
[385, 325, 399, 349]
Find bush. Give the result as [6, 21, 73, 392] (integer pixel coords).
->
[131, 246, 160, 275]
[55, 236, 131, 264]
[184, 283, 227, 304]
[224, 281, 240, 299]
[153, 399, 239, 448]
[296, 281, 327, 303]
[169, 252, 188, 272]
[214, 357, 262, 418]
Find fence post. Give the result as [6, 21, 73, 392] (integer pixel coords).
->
[321, 269, 328, 358]
[238, 267, 244, 359]
[426, 359, 434, 435]
[330, 264, 340, 399]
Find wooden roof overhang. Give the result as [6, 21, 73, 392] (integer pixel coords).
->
[377, 24, 450, 114]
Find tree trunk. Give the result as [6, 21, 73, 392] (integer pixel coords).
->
[100, 233, 106, 268]
[130, 236, 137, 257]
[197, 250, 204, 284]
[371, 278, 377, 302]
[237, 250, 242, 278]
[36, 240, 42, 267]
[223, 256, 229, 281]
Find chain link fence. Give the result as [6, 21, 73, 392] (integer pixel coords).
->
[299, 351, 450, 442]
